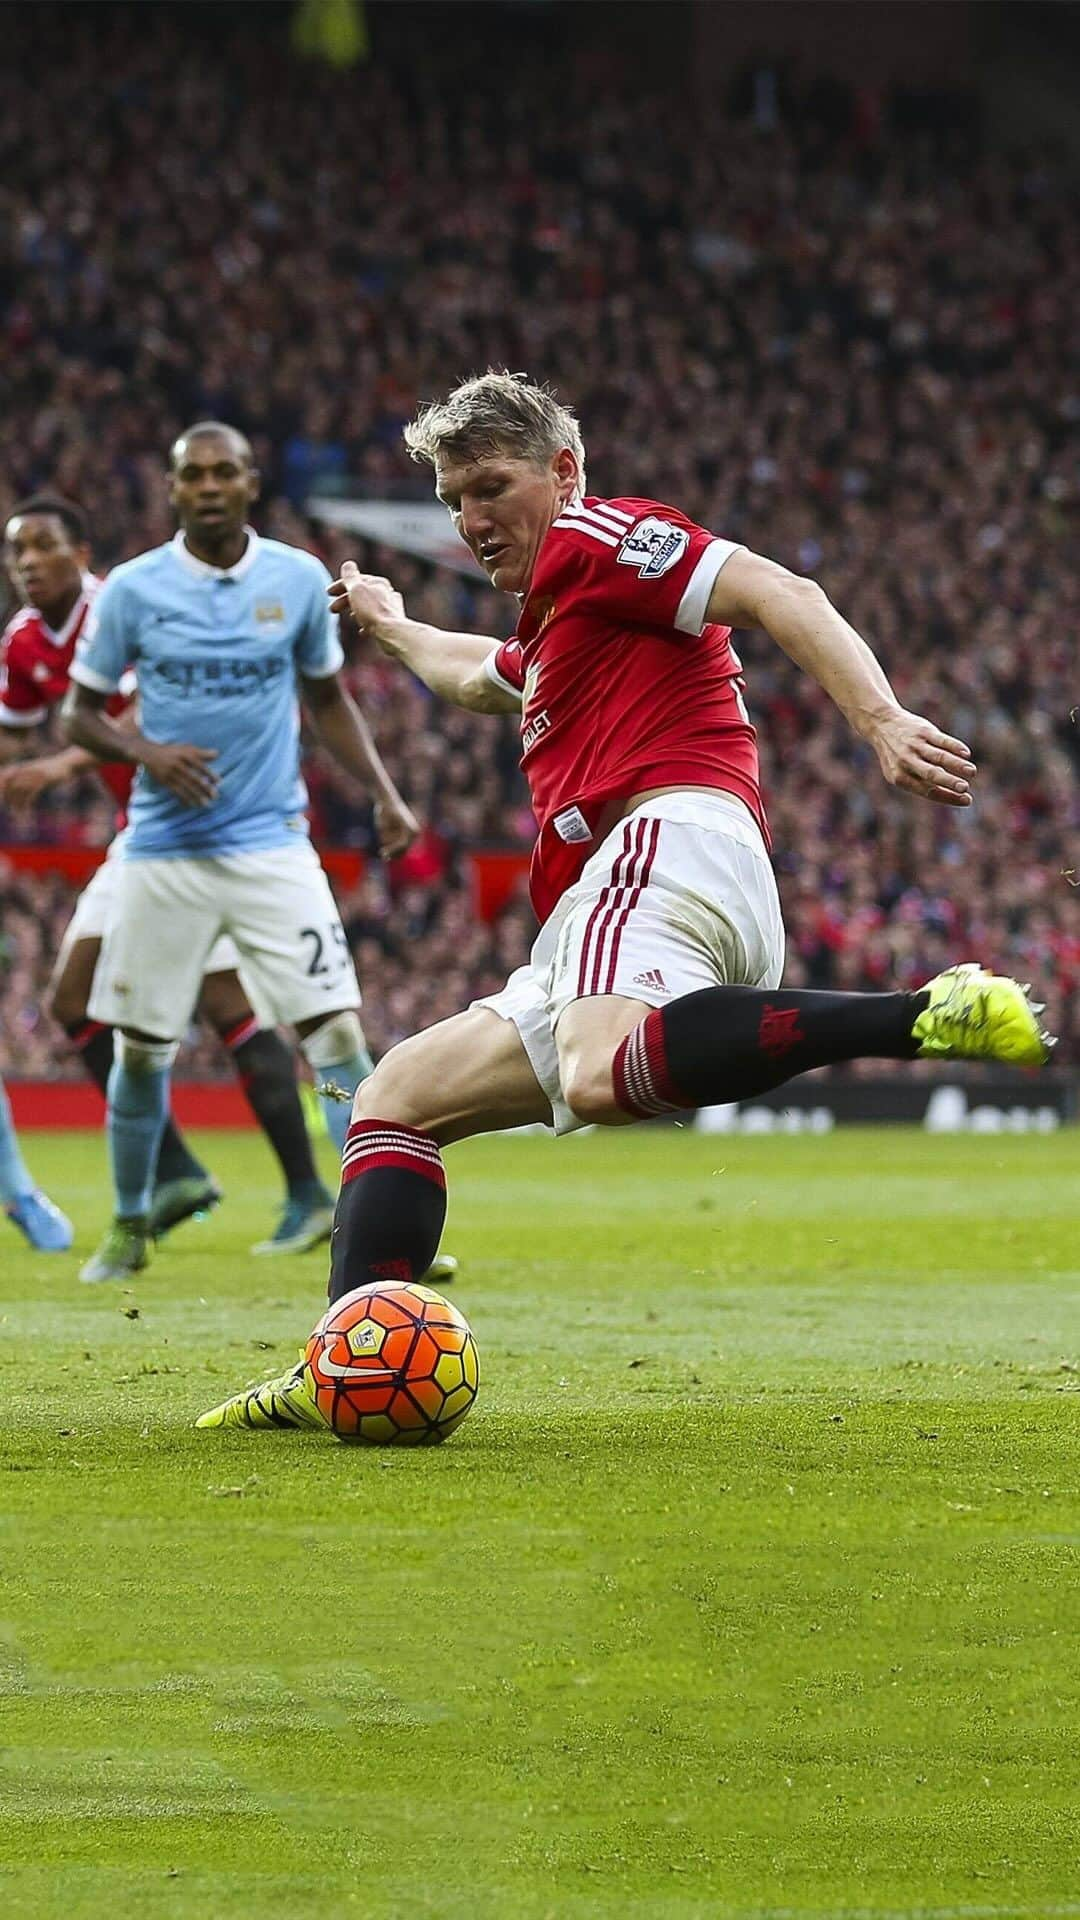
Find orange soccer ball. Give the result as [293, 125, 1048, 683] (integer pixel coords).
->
[304, 1282, 479, 1445]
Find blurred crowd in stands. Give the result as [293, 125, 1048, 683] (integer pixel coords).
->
[1, 7, 1077, 1074]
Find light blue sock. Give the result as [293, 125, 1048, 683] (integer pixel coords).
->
[314, 1048, 374, 1155]
[108, 1050, 172, 1219]
[0, 1076, 35, 1206]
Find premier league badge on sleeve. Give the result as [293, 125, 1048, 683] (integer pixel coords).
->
[617, 517, 690, 580]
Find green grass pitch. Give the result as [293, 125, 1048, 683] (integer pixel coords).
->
[1, 1125, 1078, 1919]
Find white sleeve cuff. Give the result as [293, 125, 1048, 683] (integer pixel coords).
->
[0, 704, 46, 728]
[674, 539, 744, 636]
[68, 659, 121, 695]
[483, 650, 523, 705]
[300, 639, 346, 679]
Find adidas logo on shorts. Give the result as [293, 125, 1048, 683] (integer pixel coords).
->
[632, 968, 669, 993]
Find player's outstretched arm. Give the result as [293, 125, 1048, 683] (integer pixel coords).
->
[707, 550, 976, 808]
[327, 563, 517, 714]
[61, 684, 220, 807]
[0, 743, 98, 809]
[300, 672, 419, 858]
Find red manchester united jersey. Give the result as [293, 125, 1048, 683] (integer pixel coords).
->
[0, 574, 134, 812]
[484, 496, 768, 922]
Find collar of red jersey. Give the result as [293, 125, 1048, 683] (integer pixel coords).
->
[170, 527, 261, 581]
[39, 571, 98, 649]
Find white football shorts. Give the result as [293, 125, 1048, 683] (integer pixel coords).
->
[88, 840, 360, 1040]
[54, 836, 240, 984]
[473, 791, 785, 1134]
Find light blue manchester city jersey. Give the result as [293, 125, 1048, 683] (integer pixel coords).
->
[71, 529, 344, 857]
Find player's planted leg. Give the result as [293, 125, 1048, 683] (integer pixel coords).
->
[80, 1032, 177, 1282]
[199, 1118, 450, 1426]
[196, 1009, 548, 1430]
[299, 1008, 458, 1281]
[328, 1119, 447, 1300]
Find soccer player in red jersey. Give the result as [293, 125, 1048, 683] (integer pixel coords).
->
[198, 372, 1052, 1431]
[0, 495, 339, 1253]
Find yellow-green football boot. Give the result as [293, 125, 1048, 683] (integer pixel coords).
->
[79, 1217, 152, 1284]
[912, 964, 1054, 1067]
[195, 1356, 326, 1432]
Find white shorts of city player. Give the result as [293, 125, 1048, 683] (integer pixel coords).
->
[88, 840, 360, 1041]
[475, 791, 786, 1135]
[54, 834, 241, 986]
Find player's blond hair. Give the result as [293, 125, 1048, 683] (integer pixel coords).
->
[404, 371, 586, 494]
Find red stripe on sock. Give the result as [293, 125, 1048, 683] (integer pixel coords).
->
[223, 1016, 261, 1052]
[612, 1033, 639, 1115]
[70, 1019, 108, 1051]
[642, 1006, 682, 1106]
[342, 1151, 447, 1186]
[613, 1008, 684, 1117]
[341, 1120, 446, 1191]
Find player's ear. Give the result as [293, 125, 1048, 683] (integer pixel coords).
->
[246, 466, 261, 505]
[552, 447, 580, 500]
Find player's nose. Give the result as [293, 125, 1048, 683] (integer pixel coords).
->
[459, 503, 491, 542]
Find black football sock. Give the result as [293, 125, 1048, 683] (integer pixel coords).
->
[613, 985, 929, 1117]
[152, 1120, 211, 1188]
[65, 1019, 207, 1184]
[328, 1119, 447, 1304]
[64, 1018, 115, 1100]
[224, 1020, 324, 1197]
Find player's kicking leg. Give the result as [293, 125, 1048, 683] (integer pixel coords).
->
[555, 964, 1053, 1129]
[196, 1004, 549, 1428]
[540, 806, 1053, 1126]
[0, 1075, 73, 1251]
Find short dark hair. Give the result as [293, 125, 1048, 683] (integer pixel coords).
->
[6, 493, 88, 545]
[169, 421, 254, 469]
